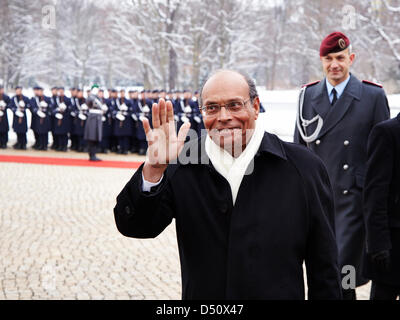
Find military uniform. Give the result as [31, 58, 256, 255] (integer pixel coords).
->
[31, 94, 52, 150]
[112, 94, 132, 155]
[0, 89, 11, 148]
[49, 87, 58, 149]
[84, 87, 103, 161]
[52, 92, 71, 151]
[294, 74, 390, 290]
[10, 90, 30, 150]
[134, 94, 152, 155]
[71, 93, 88, 152]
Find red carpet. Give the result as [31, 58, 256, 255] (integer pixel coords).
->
[0, 154, 143, 169]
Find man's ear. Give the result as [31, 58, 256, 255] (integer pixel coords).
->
[349, 52, 355, 65]
[253, 97, 260, 120]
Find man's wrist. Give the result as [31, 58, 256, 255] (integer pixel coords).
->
[142, 163, 167, 183]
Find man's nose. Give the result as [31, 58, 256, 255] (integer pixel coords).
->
[331, 60, 340, 69]
[217, 106, 232, 121]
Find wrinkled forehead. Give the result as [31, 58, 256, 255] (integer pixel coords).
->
[202, 72, 249, 104]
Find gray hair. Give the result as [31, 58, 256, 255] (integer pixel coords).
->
[199, 69, 259, 107]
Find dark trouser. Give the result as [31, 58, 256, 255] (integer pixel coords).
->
[70, 134, 78, 150]
[33, 131, 38, 148]
[100, 137, 110, 152]
[370, 281, 400, 300]
[87, 140, 99, 159]
[118, 136, 130, 153]
[0, 132, 8, 147]
[16, 133, 27, 148]
[51, 132, 58, 149]
[77, 135, 86, 152]
[130, 136, 139, 152]
[55, 134, 68, 151]
[38, 133, 48, 150]
[139, 139, 147, 151]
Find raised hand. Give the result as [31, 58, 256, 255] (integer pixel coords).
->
[142, 98, 191, 182]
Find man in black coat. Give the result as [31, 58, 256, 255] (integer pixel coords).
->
[114, 70, 342, 300]
[294, 32, 390, 299]
[363, 113, 400, 300]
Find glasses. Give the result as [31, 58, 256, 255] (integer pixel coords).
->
[200, 99, 251, 116]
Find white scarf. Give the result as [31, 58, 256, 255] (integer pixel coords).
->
[205, 119, 265, 205]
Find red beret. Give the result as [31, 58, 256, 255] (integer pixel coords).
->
[320, 32, 350, 57]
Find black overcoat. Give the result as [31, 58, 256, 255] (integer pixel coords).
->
[363, 113, 400, 285]
[114, 132, 342, 300]
[294, 75, 390, 286]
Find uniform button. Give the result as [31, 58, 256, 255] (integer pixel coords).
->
[343, 190, 348, 195]
[344, 140, 349, 146]
[316, 140, 321, 145]
[343, 164, 349, 170]
[125, 206, 131, 215]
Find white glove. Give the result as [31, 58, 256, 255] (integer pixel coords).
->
[194, 116, 201, 123]
[131, 114, 138, 121]
[81, 104, 88, 111]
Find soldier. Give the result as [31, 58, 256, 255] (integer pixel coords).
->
[52, 87, 71, 151]
[10, 86, 30, 150]
[0, 85, 11, 148]
[107, 88, 118, 153]
[29, 86, 42, 149]
[97, 89, 111, 153]
[128, 89, 140, 153]
[49, 86, 58, 150]
[69, 87, 78, 151]
[190, 90, 204, 138]
[134, 90, 152, 155]
[113, 89, 132, 154]
[31, 88, 52, 150]
[72, 89, 88, 152]
[84, 85, 103, 161]
[294, 32, 390, 299]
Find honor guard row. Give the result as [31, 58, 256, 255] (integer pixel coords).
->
[0, 86, 208, 156]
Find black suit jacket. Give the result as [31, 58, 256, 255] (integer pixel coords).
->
[114, 132, 342, 300]
[363, 113, 400, 284]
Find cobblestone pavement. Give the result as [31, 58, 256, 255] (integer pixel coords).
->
[0, 148, 371, 300]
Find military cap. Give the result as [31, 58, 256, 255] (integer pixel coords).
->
[320, 32, 350, 56]
[15, 86, 22, 89]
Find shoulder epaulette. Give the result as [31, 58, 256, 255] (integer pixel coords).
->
[362, 80, 383, 88]
[301, 80, 320, 88]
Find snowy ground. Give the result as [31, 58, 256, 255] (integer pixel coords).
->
[4, 88, 400, 145]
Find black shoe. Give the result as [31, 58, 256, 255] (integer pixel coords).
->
[138, 148, 146, 155]
[21, 145, 27, 150]
[89, 156, 102, 161]
[130, 147, 138, 153]
[13, 143, 21, 150]
[122, 150, 128, 155]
